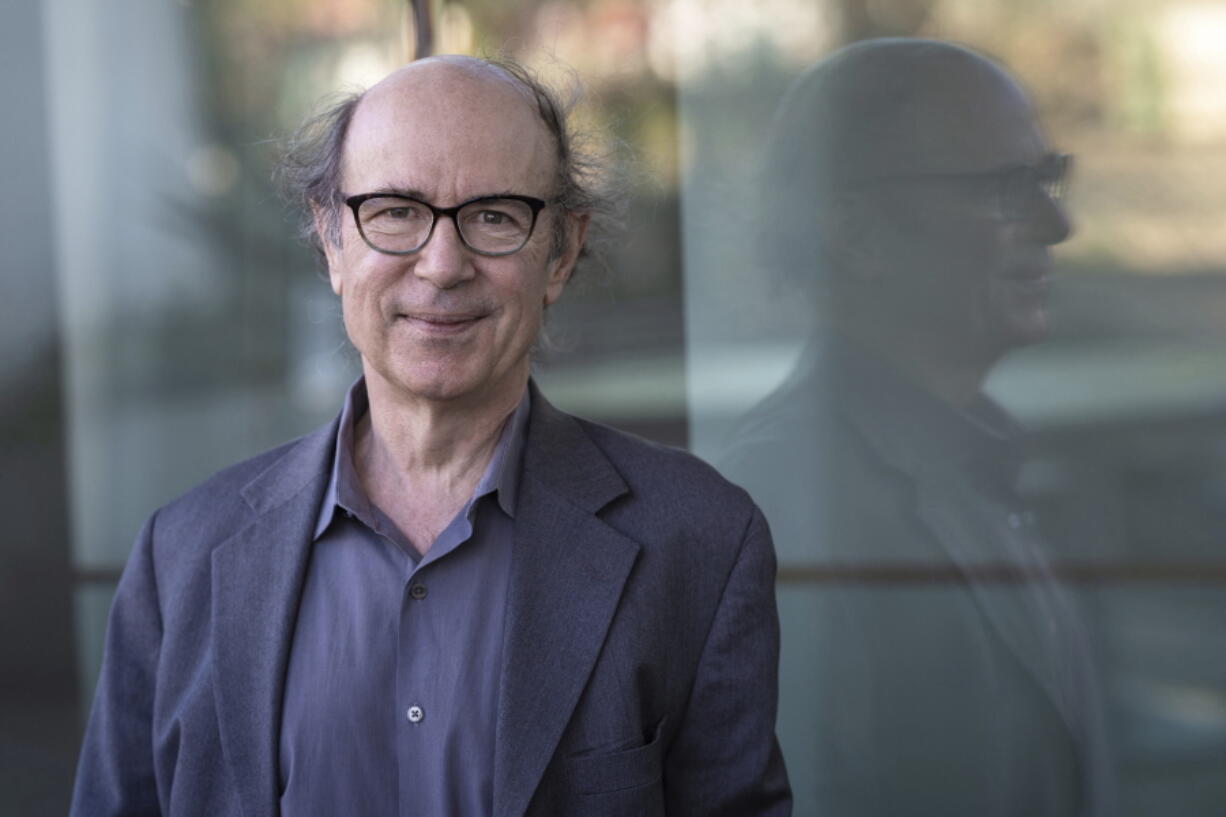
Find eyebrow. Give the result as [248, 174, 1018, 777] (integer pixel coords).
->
[365, 188, 526, 205]
[367, 186, 429, 200]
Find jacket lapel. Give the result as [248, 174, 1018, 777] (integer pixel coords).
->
[911, 462, 1080, 736]
[836, 371, 1083, 742]
[210, 422, 336, 817]
[492, 387, 641, 817]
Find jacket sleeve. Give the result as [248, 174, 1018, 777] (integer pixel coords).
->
[70, 512, 164, 816]
[663, 506, 792, 816]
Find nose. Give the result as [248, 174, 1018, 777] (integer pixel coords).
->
[412, 215, 475, 289]
[1022, 191, 1072, 246]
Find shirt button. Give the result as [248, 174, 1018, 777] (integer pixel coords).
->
[406, 705, 424, 724]
[409, 583, 428, 600]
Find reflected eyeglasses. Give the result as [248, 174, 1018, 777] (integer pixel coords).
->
[854, 153, 1072, 220]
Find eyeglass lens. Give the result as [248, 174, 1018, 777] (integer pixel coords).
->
[1001, 154, 1070, 218]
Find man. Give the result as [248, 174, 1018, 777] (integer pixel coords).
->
[71, 56, 790, 817]
[721, 39, 1115, 816]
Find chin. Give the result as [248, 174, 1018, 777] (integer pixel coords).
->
[369, 356, 479, 404]
[997, 309, 1050, 353]
[410, 371, 490, 403]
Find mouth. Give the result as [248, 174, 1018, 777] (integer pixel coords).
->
[999, 262, 1051, 294]
[396, 311, 488, 335]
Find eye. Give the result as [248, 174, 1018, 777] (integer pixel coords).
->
[371, 205, 424, 222]
[358, 197, 429, 226]
[476, 209, 511, 225]
[460, 201, 531, 232]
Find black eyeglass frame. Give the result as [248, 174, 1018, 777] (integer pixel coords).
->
[849, 152, 1073, 220]
[342, 192, 550, 257]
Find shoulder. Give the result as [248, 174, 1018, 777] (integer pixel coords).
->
[147, 420, 336, 556]
[569, 414, 764, 540]
[538, 412, 778, 637]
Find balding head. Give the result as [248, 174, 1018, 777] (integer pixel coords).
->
[361, 55, 545, 119]
[762, 38, 1071, 376]
[294, 56, 608, 407]
[350, 57, 557, 192]
[279, 55, 612, 268]
[768, 39, 1042, 190]
[342, 57, 558, 215]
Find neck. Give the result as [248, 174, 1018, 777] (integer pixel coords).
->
[831, 322, 995, 409]
[355, 366, 527, 496]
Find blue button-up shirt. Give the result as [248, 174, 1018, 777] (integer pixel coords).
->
[278, 380, 529, 817]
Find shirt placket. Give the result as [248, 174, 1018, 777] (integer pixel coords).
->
[394, 505, 478, 816]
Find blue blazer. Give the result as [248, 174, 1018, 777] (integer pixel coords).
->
[70, 385, 791, 817]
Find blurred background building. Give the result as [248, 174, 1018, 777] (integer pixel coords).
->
[4, 0, 1226, 813]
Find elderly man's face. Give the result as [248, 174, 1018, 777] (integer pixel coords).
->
[323, 60, 581, 406]
[857, 62, 1070, 359]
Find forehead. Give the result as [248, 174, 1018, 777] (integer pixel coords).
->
[342, 61, 557, 198]
[905, 61, 1047, 174]
[818, 48, 1049, 181]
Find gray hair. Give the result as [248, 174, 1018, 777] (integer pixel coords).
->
[276, 57, 620, 273]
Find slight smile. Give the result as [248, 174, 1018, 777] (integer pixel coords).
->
[397, 312, 488, 335]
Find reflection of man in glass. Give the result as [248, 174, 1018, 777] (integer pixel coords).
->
[722, 38, 1114, 816]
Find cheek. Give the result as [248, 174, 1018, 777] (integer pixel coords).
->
[505, 289, 547, 341]
[338, 289, 376, 355]
[337, 261, 399, 337]
[887, 229, 1007, 333]
[919, 219, 1007, 289]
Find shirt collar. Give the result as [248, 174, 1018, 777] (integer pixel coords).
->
[476, 385, 530, 519]
[313, 378, 531, 541]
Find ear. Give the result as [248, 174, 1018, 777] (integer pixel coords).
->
[311, 203, 345, 295]
[543, 211, 589, 307]
[824, 191, 888, 284]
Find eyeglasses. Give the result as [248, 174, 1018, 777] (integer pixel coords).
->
[343, 193, 550, 256]
[854, 153, 1072, 221]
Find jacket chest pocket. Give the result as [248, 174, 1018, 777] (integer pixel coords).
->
[560, 718, 667, 814]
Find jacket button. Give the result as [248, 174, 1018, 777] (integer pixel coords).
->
[409, 583, 428, 600]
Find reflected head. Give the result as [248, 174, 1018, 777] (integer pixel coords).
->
[763, 38, 1072, 357]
